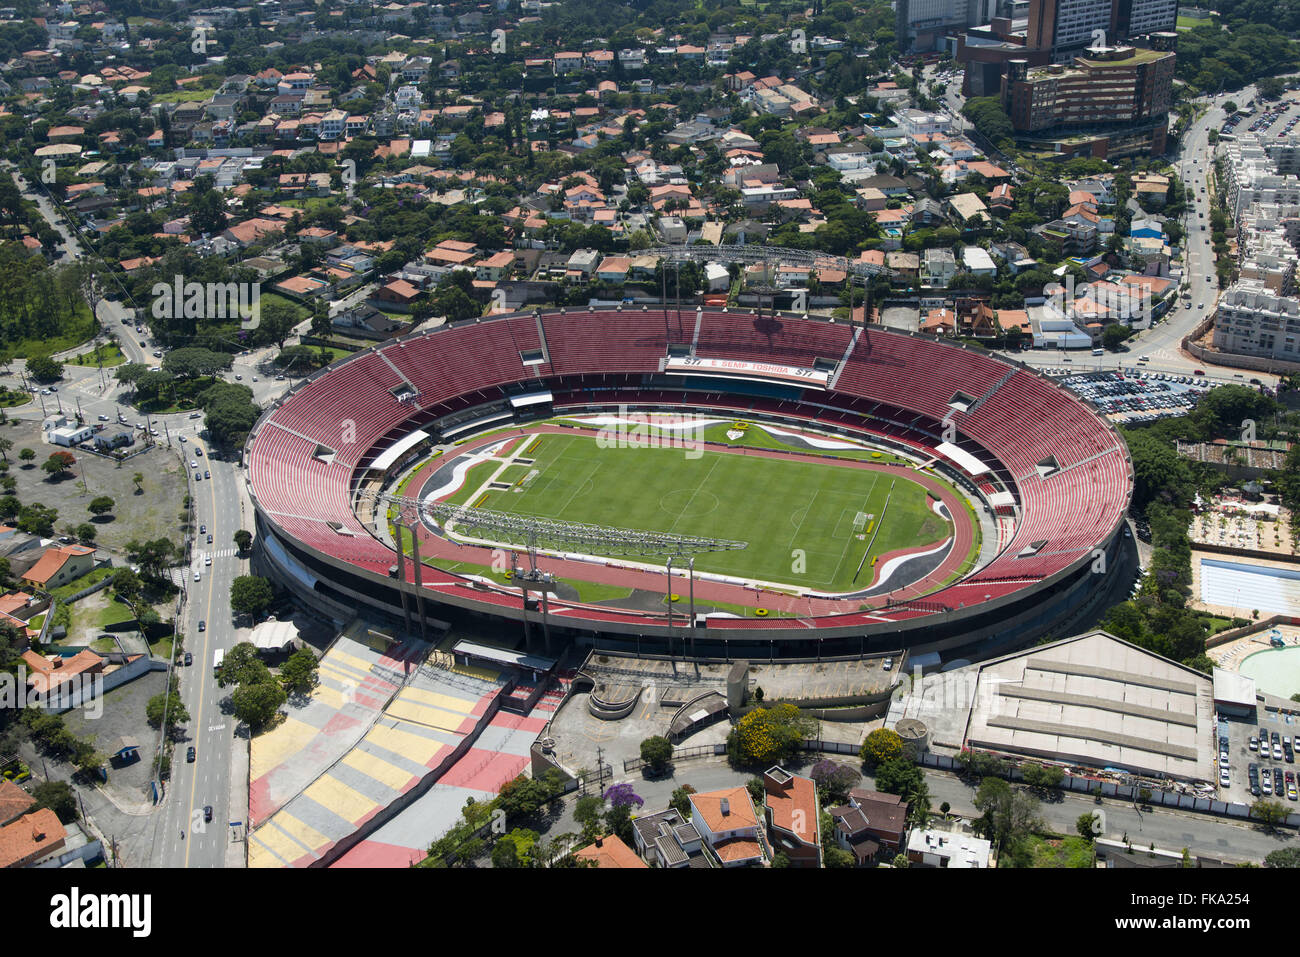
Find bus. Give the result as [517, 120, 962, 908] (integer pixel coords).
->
[213, 648, 225, 675]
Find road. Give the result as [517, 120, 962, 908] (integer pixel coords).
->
[148, 431, 249, 867]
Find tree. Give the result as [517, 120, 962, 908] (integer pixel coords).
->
[1264, 847, 1300, 868]
[27, 780, 77, 824]
[726, 703, 815, 766]
[1076, 811, 1100, 841]
[810, 759, 861, 806]
[74, 523, 96, 543]
[162, 347, 233, 381]
[573, 795, 604, 840]
[1020, 763, 1065, 791]
[891, 853, 910, 868]
[229, 575, 273, 618]
[497, 775, 554, 820]
[860, 727, 905, 768]
[132, 472, 144, 493]
[824, 846, 856, 867]
[603, 782, 644, 810]
[146, 691, 190, 733]
[1252, 798, 1289, 831]
[278, 648, 319, 694]
[669, 785, 696, 817]
[233, 529, 252, 552]
[490, 836, 521, 868]
[18, 448, 34, 465]
[42, 450, 76, 479]
[216, 642, 271, 688]
[231, 680, 286, 729]
[26, 355, 62, 382]
[1102, 323, 1130, 351]
[126, 537, 176, 578]
[16, 504, 57, 536]
[973, 777, 1041, 856]
[87, 495, 115, 517]
[638, 735, 673, 774]
[874, 756, 926, 805]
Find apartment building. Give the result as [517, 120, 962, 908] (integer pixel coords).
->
[1212, 283, 1300, 364]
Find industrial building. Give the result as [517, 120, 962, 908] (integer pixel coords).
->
[885, 631, 1218, 783]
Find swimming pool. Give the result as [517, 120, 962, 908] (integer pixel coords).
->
[1240, 645, 1300, 699]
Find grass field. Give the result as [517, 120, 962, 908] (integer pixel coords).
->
[457, 432, 956, 592]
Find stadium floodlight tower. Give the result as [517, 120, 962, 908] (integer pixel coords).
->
[360, 490, 747, 656]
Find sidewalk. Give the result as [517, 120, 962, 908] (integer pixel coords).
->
[226, 732, 250, 867]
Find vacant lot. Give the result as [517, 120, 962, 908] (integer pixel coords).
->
[5, 417, 187, 554]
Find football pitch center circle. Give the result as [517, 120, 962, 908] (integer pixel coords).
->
[399, 417, 984, 605]
[657, 488, 721, 520]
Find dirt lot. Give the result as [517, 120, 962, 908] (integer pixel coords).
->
[4, 417, 187, 555]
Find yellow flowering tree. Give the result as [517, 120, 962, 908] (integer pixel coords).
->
[727, 703, 815, 767]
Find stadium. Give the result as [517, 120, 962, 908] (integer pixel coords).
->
[244, 305, 1134, 661]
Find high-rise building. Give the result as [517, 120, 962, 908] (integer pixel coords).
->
[1000, 39, 1176, 158]
[1028, 0, 1179, 59]
[897, 0, 996, 52]
[958, 0, 1178, 92]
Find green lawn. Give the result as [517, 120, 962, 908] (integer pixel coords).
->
[68, 343, 126, 368]
[1005, 834, 1096, 868]
[456, 432, 956, 592]
[48, 566, 114, 603]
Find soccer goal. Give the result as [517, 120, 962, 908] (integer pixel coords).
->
[852, 511, 869, 535]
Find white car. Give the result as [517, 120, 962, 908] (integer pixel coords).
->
[205, 555, 212, 566]
[1219, 770, 1230, 787]
[194, 571, 201, 581]
[190, 461, 197, 469]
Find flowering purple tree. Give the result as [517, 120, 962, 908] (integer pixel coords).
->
[810, 760, 861, 805]
[603, 782, 644, 809]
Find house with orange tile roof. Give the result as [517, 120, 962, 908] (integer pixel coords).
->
[0, 779, 32, 826]
[20, 544, 95, 591]
[763, 766, 820, 867]
[0, 807, 64, 868]
[574, 833, 648, 868]
[689, 785, 767, 867]
[20, 649, 105, 697]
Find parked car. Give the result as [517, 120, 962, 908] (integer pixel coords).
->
[187, 747, 196, 763]
[184, 652, 193, 666]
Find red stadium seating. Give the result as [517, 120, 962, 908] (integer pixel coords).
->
[249, 311, 1132, 632]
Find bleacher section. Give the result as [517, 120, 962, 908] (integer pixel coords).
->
[249, 648, 509, 868]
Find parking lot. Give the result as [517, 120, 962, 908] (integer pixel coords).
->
[1221, 92, 1300, 140]
[1048, 369, 1207, 423]
[1218, 710, 1300, 806]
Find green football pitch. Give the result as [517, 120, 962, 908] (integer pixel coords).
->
[458, 432, 958, 593]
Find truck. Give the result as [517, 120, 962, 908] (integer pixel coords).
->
[213, 647, 225, 674]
